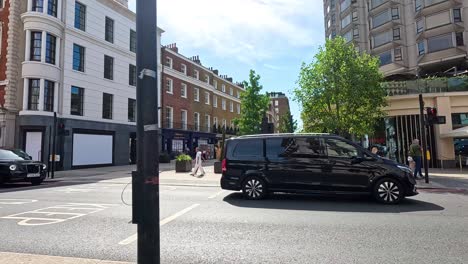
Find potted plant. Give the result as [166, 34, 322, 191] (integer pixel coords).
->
[175, 154, 192, 172]
[214, 129, 226, 174]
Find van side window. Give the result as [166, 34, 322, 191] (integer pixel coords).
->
[325, 138, 358, 158]
[232, 139, 263, 158]
[266, 137, 325, 158]
[292, 137, 326, 157]
[266, 138, 294, 158]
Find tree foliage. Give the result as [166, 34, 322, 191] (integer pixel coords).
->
[278, 110, 297, 133]
[294, 37, 387, 138]
[236, 70, 270, 135]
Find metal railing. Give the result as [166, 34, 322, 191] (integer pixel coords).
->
[384, 77, 468, 96]
[161, 122, 238, 135]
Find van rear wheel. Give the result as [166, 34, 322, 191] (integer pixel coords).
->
[242, 176, 267, 200]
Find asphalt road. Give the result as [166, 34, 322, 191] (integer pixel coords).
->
[1, 178, 468, 264]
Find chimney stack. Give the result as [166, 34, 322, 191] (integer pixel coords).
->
[213, 69, 219, 75]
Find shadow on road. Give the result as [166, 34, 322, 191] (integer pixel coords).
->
[223, 192, 444, 213]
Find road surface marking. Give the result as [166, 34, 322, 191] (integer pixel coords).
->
[208, 190, 226, 199]
[0, 199, 38, 205]
[1, 203, 115, 226]
[118, 203, 200, 245]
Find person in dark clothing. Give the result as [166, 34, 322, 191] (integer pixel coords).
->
[409, 139, 423, 179]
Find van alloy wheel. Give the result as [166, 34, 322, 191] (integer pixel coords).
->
[242, 176, 267, 200]
[373, 178, 403, 204]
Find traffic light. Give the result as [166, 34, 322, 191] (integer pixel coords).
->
[426, 107, 438, 125]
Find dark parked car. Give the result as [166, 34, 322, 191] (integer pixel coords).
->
[221, 134, 417, 204]
[0, 149, 47, 186]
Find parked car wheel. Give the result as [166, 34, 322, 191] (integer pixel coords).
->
[373, 178, 404, 204]
[30, 179, 43, 186]
[242, 176, 267, 200]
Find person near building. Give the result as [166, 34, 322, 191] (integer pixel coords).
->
[409, 139, 423, 179]
[190, 147, 205, 177]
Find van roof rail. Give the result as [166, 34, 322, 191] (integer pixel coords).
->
[232, 133, 332, 139]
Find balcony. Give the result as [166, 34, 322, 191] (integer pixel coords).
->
[162, 122, 238, 135]
[383, 76, 468, 96]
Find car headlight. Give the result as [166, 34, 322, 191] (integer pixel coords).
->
[397, 165, 412, 174]
[42, 164, 47, 170]
[9, 165, 17, 171]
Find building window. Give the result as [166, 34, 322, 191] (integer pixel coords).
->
[194, 87, 199, 101]
[181, 64, 187, 74]
[415, 0, 422, 12]
[181, 110, 187, 130]
[32, 0, 43, 12]
[165, 78, 173, 94]
[454, 9, 462, 22]
[416, 19, 424, 33]
[213, 95, 218, 107]
[372, 30, 392, 48]
[104, 55, 114, 80]
[102, 93, 113, 119]
[30, 31, 42, 61]
[130, 30, 136, 52]
[129, 64, 137, 86]
[193, 69, 199, 79]
[228, 87, 233, 96]
[371, 0, 385, 9]
[394, 47, 402, 61]
[393, 28, 400, 40]
[28, 79, 40, 110]
[45, 34, 56, 64]
[128, 98, 136, 122]
[44, 80, 54, 112]
[75, 2, 86, 31]
[372, 9, 390, 29]
[165, 107, 173, 129]
[331, 13, 336, 24]
[222, 98, 226, 110]
[343, 30, 352, 43]
[48, 0, 57, 17]
[213, 117, 218, 127]
[214, 80, 218, 89]
[222, 119, 227, 128]
[221, 84, 226, 92]
[205, 91, 210, 105]
[181, 83, 187, 98]
[237, 104, 240, 114]
[194, 112, 200, 131]
[352, 11, 358, 21]
[379, 50, 392, 66]
[340, 0, 351, 12]
[205, 115, 211, 132]
[341, 13, 351, 29]
[205, 74, 210, 83]
[165, 57, 173, 68]
[71, 86, 84, 116]
[391, 7, 399, 20]
[418, 41, 425, 55]
[456, 32, 464, 46]
[104, 17, 114, 43]
[427, 33, 453, 53]
[73, 44, 85, 72]
[237, 90, 240, 98]
[353, 28, 359, 39]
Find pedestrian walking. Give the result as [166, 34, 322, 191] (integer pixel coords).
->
[190, 147, 205, 177]
[409, 139, 423, 179]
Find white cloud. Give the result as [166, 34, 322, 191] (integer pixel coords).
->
[263, 63, 282, 70]
[129, 0, 324, 65]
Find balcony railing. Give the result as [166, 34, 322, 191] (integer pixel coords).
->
[384, 77, 468, 96]
[162, 122, 238, 135]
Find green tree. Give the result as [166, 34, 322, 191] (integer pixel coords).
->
[294, 37, 386, 138]
[236, 70, 270, 135]
[278, 110, 297, 133]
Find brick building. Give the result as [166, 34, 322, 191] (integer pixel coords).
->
[266, 92, 291, 133]
[161, 43, 243, 157]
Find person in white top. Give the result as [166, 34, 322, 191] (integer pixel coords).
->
[190, 147, 205, 177]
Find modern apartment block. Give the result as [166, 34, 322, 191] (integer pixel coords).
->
[266, 92, 291, 133]
[323, 0, 468, 167]
[0, 0, 163, 170]
[161, 43, 243, 157]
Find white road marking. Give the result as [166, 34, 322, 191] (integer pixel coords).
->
[118, 203, 200, 245]
[1, 203, 115, 226]
[0, 199, 38, 205]
[208, 190, 226, 199]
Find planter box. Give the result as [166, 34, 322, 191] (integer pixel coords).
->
[214, 161, 222, 174]
[176, 160, 192, 172]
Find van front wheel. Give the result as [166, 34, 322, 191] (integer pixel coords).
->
[242, 176, 267, 200]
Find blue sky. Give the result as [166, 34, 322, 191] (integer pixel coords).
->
[128, 0, 325, 129]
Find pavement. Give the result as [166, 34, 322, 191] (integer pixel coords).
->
[1, 163, 468, 264]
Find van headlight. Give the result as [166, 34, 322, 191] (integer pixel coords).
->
[397, 165, 412, 174]
[9, 165, 17, 171]
[42, 164, 47, 170]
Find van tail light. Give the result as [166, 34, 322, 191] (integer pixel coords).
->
[221, 158, 227, 172]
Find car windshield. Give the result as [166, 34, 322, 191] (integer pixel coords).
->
[11, 149, 32, 160]
[0, 149, 27, 161]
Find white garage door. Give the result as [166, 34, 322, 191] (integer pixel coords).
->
[72, 133, 113, 166]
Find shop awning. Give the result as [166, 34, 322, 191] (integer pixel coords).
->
[441, 126, 468, 138]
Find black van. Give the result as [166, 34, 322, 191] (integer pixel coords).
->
[220, 134, 417, 204]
